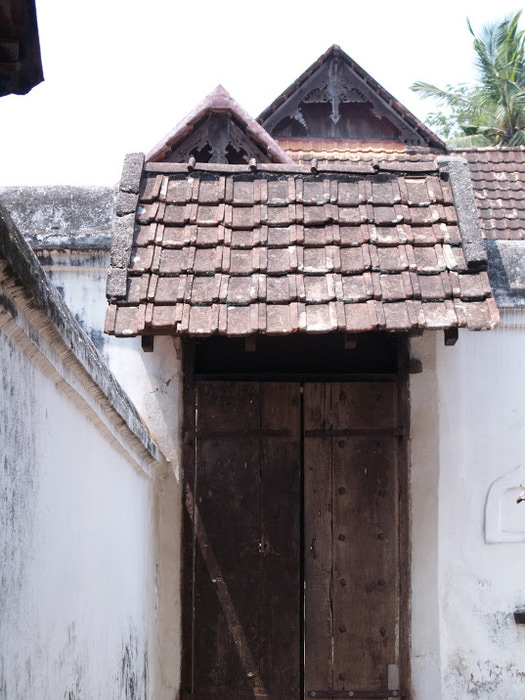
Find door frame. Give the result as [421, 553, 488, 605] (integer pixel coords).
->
[180, 335, 411, 699]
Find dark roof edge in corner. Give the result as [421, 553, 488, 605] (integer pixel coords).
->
[107, 153, 144, 299]
[436, 155, 487, 271]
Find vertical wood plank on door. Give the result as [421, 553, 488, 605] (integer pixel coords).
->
[304, 383, 334, 695]
[331, 382, 399, 692]
[194, 381, 262, 695]
[260, 383, 301, 696]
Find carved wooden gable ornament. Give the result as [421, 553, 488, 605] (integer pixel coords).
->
[147, 85, 293, 166]
[258, 45, 444, 148]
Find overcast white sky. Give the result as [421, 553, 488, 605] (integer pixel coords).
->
[0, 0, 522, 186]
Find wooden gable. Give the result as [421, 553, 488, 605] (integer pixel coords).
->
[259, 45, 444, 148]
[147, 85, 293, 165]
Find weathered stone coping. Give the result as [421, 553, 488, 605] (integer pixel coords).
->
[0, 202, 165, 473]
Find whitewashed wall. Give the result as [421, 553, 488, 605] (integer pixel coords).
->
[410, 314, 525, 699]
[0, 328, 156, 698]
[39, 251, 183, 467]
[0, 209, 181, 698]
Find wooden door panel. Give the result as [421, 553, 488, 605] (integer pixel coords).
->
[193, 381, 301, 698]
[191, 379, 402, 698]
[330, 381, 397, 431]
[304, 430, 334, 692]
[304, 383, 399, 696]
[194, 387, 261, 694]
[259, 383, 302, 694]
[332, 435, 398, 690]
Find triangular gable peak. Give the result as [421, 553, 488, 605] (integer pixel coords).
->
[258, 45, 444, 149]
[147, 85, 293, 165]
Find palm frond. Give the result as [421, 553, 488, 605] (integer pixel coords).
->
[415, 12, 525, 146]
[447, 133, 493, 148]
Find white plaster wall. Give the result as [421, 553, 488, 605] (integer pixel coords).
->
[105, 335, 182, 466]
[410, 316, 525, 699]
[104, 337, 184, 698]
[37, 250, 183, 697]
[41, 250, 183, 466]
[39, 251, 110, 357]
[0, 327, 160, 699]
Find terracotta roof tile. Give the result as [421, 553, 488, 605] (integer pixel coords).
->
[266, 205, 294, 227]
[188, 305, 220, 335]
[194, 226, 221, 247]
[344, 300, 378, 331]
[417, 273, 447, 300]
[153, 276, 182, 303]
[159, 247, 185, 275]
[277, 138, 442, 167]
[112, 305, 144, 336]
[382, 301, 413, 330]
[375, 246, 408, 272]
[412, 246, 444, 273]
[193, 247, 222, 274]
[129, 245, 155, 273]
[302, 180, 331, 205]
[341, 274, 373, 302]
[380, 273, 412, 301]
[160, 225, 192, 247]
[227, 248, 258, 275]
[455, 147, 525, 240]
[266, 304, 295, 334]
[339, 224, 370, 246]
[268, 226, 294, 247]
[126, 275, 150, 304]
[266, 275, 292, 303]
[105, 158, 498, 336]
[230, 228, 257, 248]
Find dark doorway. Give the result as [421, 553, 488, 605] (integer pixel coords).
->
[181, 335, 408, 700]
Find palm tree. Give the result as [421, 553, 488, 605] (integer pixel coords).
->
[412, 12, 525, 146]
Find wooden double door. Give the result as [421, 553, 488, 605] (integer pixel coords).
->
[184, 380, 404, 699]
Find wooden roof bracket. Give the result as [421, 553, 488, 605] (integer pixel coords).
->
[444, 327, 459, 346]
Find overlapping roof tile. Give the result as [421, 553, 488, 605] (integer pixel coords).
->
[105, 154, 498, 337]
[277, 138, 441, 168]
[454, 147, 525, 240]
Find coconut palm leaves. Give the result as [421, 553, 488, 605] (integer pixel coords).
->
[412, 12, 525, 146]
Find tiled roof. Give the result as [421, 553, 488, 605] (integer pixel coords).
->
[454, 147, 525, 240]
[278, 138, 440, 167]
[104, 154, 498, 337]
